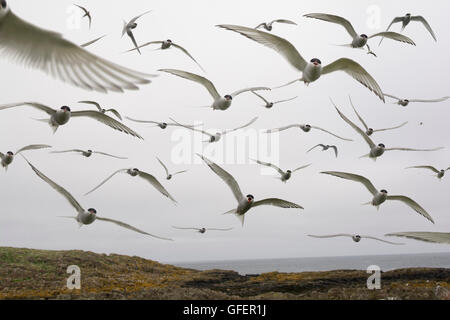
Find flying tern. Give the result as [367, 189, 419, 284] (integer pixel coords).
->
[85, 168, 177, 203]
[198, 154, 303, 226]
[1, 144, 51, 170]
[156, 157, 188, 180]
[0, 102, 142, 138]
[216, 24, 385, 102]
[308, 234, 404, 245]
[0, 2, 155, 92]
[23, 157, 172, 240]
[252, 159, 311, 182]
[304, 13, 415, 55]
[159, 68, 270, 110]
[321, 171, 435, 224]
[170, 117, 258, 143]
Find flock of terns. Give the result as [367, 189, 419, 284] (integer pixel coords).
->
[1, 2, 450, 247]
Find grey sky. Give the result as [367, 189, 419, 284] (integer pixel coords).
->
[0, 0, 449, 264]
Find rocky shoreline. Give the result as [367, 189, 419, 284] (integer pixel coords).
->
[0, 247, 449, 300]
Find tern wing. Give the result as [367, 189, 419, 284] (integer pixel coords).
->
[368, 31, 415, 45]
[292, 163, 312, 173]
[271, 19, 297, 26]
[97, 216, 172, 240]
[207, 228, 234, 231]
[409, 97, 450, 103]
[383, 93, 402, 101]
[128, 10, 152, 24]
[361, 235, 405, 245]
[16, 144, 51, 155]
[373, 122, 408, 133]
[274, 96, 298, 105]
[385, 232, 450, 244]
[84, 169, 129, 196]
[125, 117, 159, 125]
[197, 154, 244, 202]
[251, 91, 269, 104]
[321, 171, 378, 196]
[332, 101, 375, 149]
[80, 35, 106, 48]
[71, 111, 143, 139]
[254, 159, 285, 176]
[171, 43, 205, 72]
[265, 124, 302, 133]
[78, 100, 102, 111]
[308, 234, 353, 239]
[311, 126, 353, 141]
[138, 171, 177, 203]
[410, 16, 437, 41]
[0, 11, 154, 93]
[406, 166, 439, 173]
[252, 198, 304, 209]
[386, 147, 443, 152]
[0, 102, 56, 116]
[349, 96, 368, 131]
[304, 13, 358, 38]
[222, 117, 258, 135]
[105, 109, 123, 121]
[379, 17, 404, 45]
[156, 157, 170, 176]
[386, 195, 434, 224]
[322, 58, 384, 102]
[231, 87, 270, 98]
[23, 157, 84, 214]
[125, 41, 163, 53]
[216, 24, 308, 71]
[159, 69, 220, 100]
[93, 151, 127, 159]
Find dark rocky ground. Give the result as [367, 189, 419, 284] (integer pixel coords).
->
[0, 247, 449, 300]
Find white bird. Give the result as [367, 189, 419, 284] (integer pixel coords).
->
[251, 91, 298, 109]
[126, 39, 205, 72]
[385, 232, 450, 244]
[384, 93, 450, 107]
[156, 157, 188, 180]
[0, 2, 155, 93]
[252, 159, 311, 183]
[172, 226, 233, 234]
[170, 117, 258, 143]
[304, 13, 415, 55]
[159, 69, 271, 110]
[85, 168, 177, 203]
[125, 117, 201, 130]
[321, 171, 435, 224]
[216, 24, 385, 102]
[122, 10, 151, 54]
[265, 123, 353, 141]
[380, 13, 437, 45]
[74, 4, 92, 29]
[198, 154, 303, 226]
[349, 96, 408, 136]
[1, 144, 51, 170]
[78, 101, 122, 121]
[0, 102, 142, 138]
[51, 149, 127, 160]
[255, 19, 297, 31]
[307, 144, 338, 158]
[23, 157, 172, 240]
[80, 34, 107, 48]
[332, 101, 443, 160]
[308, 234, 404, 245]
[406, 166, 450, 180]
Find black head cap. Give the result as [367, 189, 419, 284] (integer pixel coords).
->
[61, 106, 71, 112]
[88, 208, 97, 214]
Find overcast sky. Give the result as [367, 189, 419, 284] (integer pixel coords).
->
[0, 0, 449, 264]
